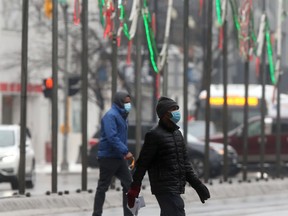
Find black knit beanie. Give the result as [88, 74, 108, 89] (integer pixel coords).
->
[156, 96, 179, 119]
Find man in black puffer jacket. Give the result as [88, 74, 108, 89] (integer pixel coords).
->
[127, 96, 210, 216]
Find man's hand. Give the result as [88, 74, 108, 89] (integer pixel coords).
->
[124, 152, 133, 160]
[195, 183, 210, 203]
[127, 184, 141, 208]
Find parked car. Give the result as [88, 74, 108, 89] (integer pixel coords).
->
[87, 123, 152, 168]
[88, 122, 240, 178]
[0, 125, 35, 190]
[209, 115, 288, 165]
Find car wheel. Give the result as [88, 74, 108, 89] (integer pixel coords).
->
[26, 160, 36, 189]
[189, 154, 205, 178]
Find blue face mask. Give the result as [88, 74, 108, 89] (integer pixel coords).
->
[124, 103, 132, 113]
[170, 110, 181, 123]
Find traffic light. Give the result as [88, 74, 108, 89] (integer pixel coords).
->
[68, 76, 81, 96]
[44, 0, 53, 19]
[42, 78, 53, 98]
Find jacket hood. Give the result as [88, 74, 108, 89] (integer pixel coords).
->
[113, 91, 130, 108]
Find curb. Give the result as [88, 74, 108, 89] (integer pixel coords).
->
[0, 178, 288, 215]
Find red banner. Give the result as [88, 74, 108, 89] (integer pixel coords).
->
[0, 82, 42, 93]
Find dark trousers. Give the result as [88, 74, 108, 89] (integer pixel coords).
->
[155, 193, 185, 216]
[92, 158, 133, 216]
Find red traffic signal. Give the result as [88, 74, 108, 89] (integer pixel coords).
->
[42, 78, 53, 98]
[45, 78, 53, 89]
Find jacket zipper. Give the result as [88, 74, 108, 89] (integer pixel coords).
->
[173, 131, 182, 191]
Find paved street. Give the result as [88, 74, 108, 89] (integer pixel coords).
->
[1, 164, 288, 216]
[29, 193, 288, 216]
[0, 164, 153, 198]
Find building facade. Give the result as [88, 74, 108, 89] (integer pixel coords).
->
[0, 0, 101, 166]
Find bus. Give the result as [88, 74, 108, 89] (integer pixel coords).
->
[195, 84, 288, 132]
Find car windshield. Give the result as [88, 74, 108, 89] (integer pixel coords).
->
[0, 129, 15, 147]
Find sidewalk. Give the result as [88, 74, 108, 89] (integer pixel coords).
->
[1, 176, 288, 216]
[35, 163, 92, 175]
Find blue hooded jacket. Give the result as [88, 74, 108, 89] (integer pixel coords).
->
[97, 92, 130, 159]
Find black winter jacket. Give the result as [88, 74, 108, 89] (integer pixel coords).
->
[132, 119, 202, 195]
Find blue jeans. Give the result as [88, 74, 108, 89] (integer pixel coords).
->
[92, 158, 133, 216]
[155, 193, 185, 216]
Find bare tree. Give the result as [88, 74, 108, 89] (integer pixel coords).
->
[1, 0, 135, 121]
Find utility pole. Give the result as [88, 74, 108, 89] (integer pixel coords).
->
[222, 7, 228, 182]
[161, 0, 173, 96]
[243, 44, 250, 182]
[111, 0, 119, 100]
[60, 2, 69, 172]
[111, 34, 117, 99]
[260, 0, 266, 180]
[162, 55, 168, 96]
[204, 0, 213, 183]
[81, 0, 88, 191]
[51, 0, 59, 193]
[152, 0, 159, 122]
[200, 2, 207, 93]
[19, 0, 29, 195]
[275, 0, 283, 178]
[135, 2, 142, 159]
[183, 0, 189, 144]
[109, 0, 119, 190]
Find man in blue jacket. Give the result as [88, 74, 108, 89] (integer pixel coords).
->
[92, 91, 134, 216]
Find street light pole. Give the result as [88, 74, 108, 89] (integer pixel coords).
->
[260, 0, 266, 180]
[275, 0, 283, 178]
[111, 0, 119, 100]
[60, 2, 69, 172]
[243, 45, 250, 182]
[222, 11, 228, 182]
[19, 0, 29, 195]
[135, 3, 142, 159]
[51, 0, 59, 193]
[152, 0, 159, 122]
[204, 0, 213, 183]
[183, 0, 189, 144]
[81, 0, 88, 191]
